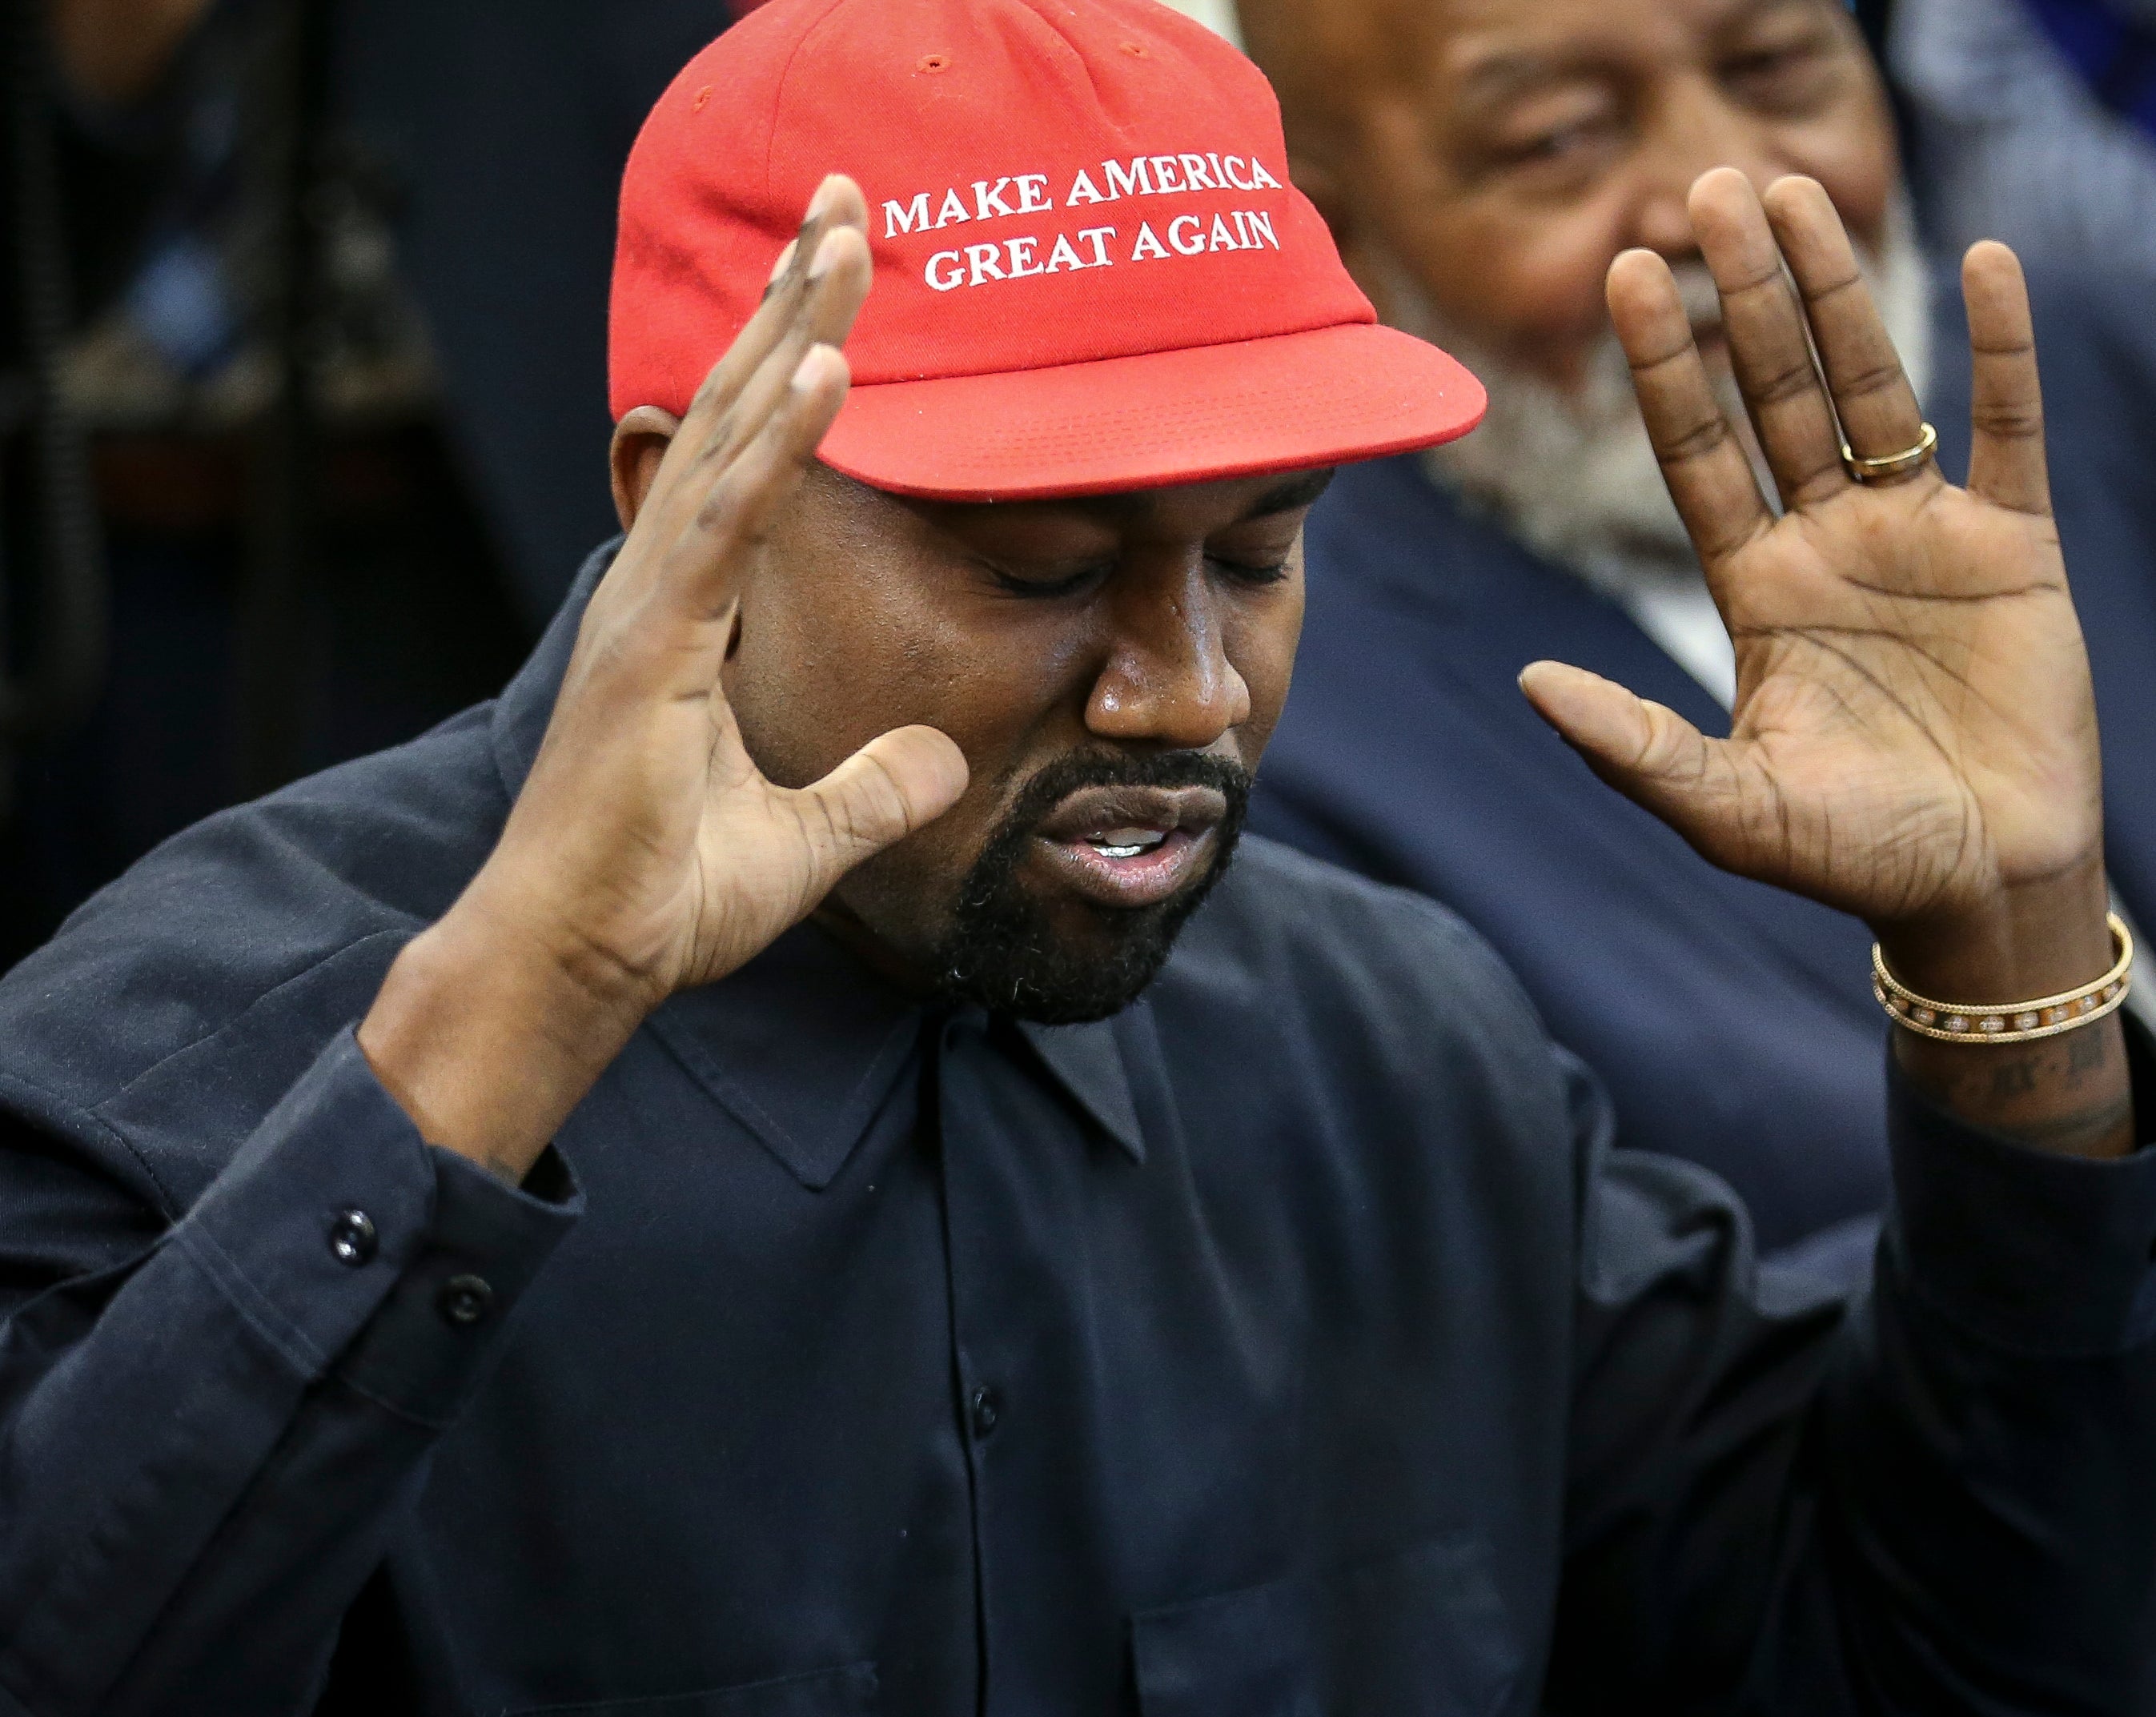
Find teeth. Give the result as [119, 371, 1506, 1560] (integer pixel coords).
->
[1088, 827, 1168, 860]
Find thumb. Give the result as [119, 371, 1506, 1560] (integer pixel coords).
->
[795, 724, 970, 884]
[1519, 660, 1744, 855]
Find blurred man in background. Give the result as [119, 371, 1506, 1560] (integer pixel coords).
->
[1893, 0, 2156, 281]
[44, 0, 738, 619]
[1239, 0, 2156, 1273]
[2, 0, 737, 969]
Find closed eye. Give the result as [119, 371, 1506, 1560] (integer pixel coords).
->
[1720, 24, 1843, 114]
[983, 557, 1117, 600]
[1501, 114, 1619, 167]
[1207, 554, 1292, 587]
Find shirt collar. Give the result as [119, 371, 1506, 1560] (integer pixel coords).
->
[492, 539, 1147, 1184]
[1018, 1017, 1146, 1164]
[645, 923, 925, 1190]
[647, 937, 1148, 1187]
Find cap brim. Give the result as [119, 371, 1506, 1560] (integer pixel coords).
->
[816, 323, 1484, 502]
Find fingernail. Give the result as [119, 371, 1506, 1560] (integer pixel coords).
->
[791, 345, 829, 390]
[805, 175, 839, 223]
[807, 227, 845, 280]
[766, 239, 798, 284]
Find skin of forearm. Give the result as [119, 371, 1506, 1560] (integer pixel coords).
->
[356, 903, 648, 1187]
[1879, 861, 2134, 1161]
[47, 0, 214, 105]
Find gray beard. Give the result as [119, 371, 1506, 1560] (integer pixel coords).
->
[1404, 197, 1935, 589]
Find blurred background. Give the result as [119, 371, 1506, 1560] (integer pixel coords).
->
[6, 0, 2156, 971]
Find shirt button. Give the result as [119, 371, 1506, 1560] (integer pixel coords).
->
[438, 1274, 496, 1326]
[969, 1385, 1001, 1438]
[327, 1209, 377, 1267]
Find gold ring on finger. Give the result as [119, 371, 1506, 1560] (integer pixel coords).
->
[1840, 421, 1937, 485]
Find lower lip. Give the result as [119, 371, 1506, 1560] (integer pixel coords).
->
[1033, 827, 1213, 908]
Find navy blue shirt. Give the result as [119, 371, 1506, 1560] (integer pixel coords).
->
[2, 547, 2155, 1715]
[1251, 271, 2156, 1269]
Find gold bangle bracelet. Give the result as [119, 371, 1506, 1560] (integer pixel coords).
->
[1872, 913, 2134, 1045]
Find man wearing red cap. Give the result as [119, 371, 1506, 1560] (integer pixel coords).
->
[0, 1, 2151, 1711]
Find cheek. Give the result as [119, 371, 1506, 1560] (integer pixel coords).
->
[725, 552, 995, 802]
[726, 582, 998, 950]
[1351, 89, 1625, 379]
[1778, 118, 1897, 254]
[1231, 580, 1305, 762]
[795, 596, 1103, 955]
[724, 585, 896, 792]
[1411, 201, 1626, 375]
[726, 568, 1090, 857]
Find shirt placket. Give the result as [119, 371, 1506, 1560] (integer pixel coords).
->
[933, 1010, 1129, 1715]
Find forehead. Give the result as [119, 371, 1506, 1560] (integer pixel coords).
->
[857, 467, 1335, 548]
[1332, 0, 1830, 85]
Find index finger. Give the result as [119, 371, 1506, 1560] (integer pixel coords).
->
[683, 175, 870, 421]
[612, 177, 873, 615]
[680, 206, 873, 480]
[1607, 247, 1777, 576]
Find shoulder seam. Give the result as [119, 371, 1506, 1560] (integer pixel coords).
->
[0, 1065, 179, 1216]
[102, 926, 412, 1113]
[2, 927, 413, 1218]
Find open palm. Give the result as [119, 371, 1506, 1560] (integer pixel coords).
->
[471, 179, 966, 1013]
[1522, 171, 2103, 935]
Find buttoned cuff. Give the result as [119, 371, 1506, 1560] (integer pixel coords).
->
[1887, 1019, 2156, 1358]
[335, 1140, 580, 1426]
[175, 1029, 581, 1416]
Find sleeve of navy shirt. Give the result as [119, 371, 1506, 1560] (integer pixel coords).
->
[0, 702, 581, 1717]
[1544, 1021, 2156, 1712]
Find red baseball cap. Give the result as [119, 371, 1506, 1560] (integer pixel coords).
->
[609, 0, 1485, 500]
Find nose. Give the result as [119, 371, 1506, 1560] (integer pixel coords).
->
[1630, 75, 1787, 259]
[1084, 556, 1252, 749]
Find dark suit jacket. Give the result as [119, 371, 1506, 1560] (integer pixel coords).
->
[1251, 271, 2156, 1260]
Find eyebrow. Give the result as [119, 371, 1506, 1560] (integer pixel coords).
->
[1454, 0, 1821, 103]
[1456, 46, 1602, 106]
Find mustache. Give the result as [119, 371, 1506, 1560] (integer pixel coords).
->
[956, 748, 1251, 922]
[994, 750, 1251, 843]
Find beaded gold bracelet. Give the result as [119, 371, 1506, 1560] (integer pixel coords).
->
[1872, 913, 2134, 1045]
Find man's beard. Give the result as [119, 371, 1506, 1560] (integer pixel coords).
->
[931, 750, 1251, 1025]
[1395, 195, 1935, 582]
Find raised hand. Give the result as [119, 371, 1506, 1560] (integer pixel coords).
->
[1520, 170, 2130, 1154]
[359, 178, 968, 1179]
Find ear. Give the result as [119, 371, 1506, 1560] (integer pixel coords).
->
[1288, 148, 1351, 244]
[1287, 150, 1391, 315]
[610, 406, 682, 532]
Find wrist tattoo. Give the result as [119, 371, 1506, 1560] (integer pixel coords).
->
[1913, 1019, 2134, 1159]
[2068, 1029, 2110, 1081]
[1989, 1058, 2038, 1101]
